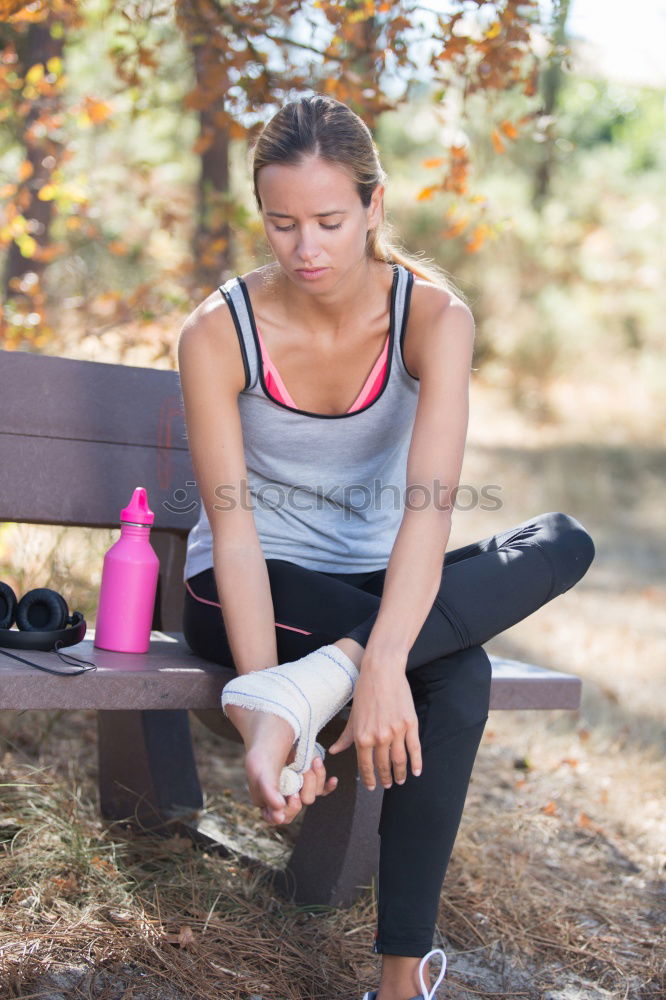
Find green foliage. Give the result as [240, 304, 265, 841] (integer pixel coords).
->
[373, 71, 666, 426]
[558, 77, 666, 172]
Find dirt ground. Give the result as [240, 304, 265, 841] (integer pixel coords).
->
[0, 374, 664, 998]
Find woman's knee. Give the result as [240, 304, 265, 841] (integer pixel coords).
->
[538, 511, 596, 596]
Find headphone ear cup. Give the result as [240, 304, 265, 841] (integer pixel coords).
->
[0, 582, 18, 630]
[15, 588, 69, 632]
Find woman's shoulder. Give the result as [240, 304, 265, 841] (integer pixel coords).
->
[408, 277, 473, 339]
[177, 284, 249, 396]
[403, 276, 474, 378]
[409, 275, 470, 322]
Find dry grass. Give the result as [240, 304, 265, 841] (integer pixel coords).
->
[1, 699, 662, 999]
[0, 740, 379, 1000]
[440, 738, 664, 997]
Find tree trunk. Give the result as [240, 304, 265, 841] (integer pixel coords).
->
[3, 20, 64, 302]
[533, 0, 571, 210]
[191, 39, 232, 292]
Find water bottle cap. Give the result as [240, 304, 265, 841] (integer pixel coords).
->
[120, 486, 154, 526]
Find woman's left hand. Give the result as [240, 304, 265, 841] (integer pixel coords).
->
[328, 654, 422, 790]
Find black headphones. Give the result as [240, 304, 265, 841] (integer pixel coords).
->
[0, 582, 94, 675]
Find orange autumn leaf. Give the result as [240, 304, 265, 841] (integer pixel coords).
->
[465, 224, 489, 253]
[18, 160, 34, 182]
[91, 855, 120, 875]
[417, 185, 438, 201]
[443, 217, 467, 239]
[578, 812, 607, 836]
[524, 72, 538, 97]
[541, 800, 558, 816]
[85, 97, 113, 124]
[138, 48, 158, 69]
[228, 119, 247, 139]
[193, 132, 214, 154]
[178, 924, 196, 948]
[422, 157, 445, 169]
[0, 0, 47, 20]
[52, 873, 79, 894]
[38, 242, 67, 262]
[491, 129, 505, 154]
[183, 86, 209, 112]
[500, 119, 518, 139]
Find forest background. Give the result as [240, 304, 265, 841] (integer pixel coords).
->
[0, 1, 664, 998]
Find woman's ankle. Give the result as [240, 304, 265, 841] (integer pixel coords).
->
[376, 955, 423, 1000]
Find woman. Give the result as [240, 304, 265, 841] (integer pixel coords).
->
[178, 94, 595, 1000]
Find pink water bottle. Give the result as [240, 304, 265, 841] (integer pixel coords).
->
[94, 487, 160, 653]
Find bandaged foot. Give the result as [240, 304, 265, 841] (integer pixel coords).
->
[221, 644, 359, 797]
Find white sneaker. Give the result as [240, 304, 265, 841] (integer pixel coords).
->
[361, 948, 447, 1000]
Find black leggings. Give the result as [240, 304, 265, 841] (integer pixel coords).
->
[182, 511, 595, 957]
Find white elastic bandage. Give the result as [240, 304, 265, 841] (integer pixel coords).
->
[221, 644, 359, 796]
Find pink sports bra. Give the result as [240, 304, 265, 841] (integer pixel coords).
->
[256, 327, 390, 414]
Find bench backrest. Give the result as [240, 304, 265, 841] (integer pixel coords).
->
[0, 349, 198, 629]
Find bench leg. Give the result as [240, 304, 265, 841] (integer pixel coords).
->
[97, 709, 203, 827]
[275, 744, 383, 907]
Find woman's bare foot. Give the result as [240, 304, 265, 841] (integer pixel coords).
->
[224, 703, 296, 824]
[225, 639, 364, 824]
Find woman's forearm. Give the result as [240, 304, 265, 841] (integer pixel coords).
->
[364, 508, 451, 669]
[212, 543, 279, 674]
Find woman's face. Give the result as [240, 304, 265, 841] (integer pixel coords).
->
[256, 154, 383, 291]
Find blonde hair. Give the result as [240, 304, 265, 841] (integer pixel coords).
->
[251, 94, 459, 295]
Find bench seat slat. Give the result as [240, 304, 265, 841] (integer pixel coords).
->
[0, 632, 581, 712]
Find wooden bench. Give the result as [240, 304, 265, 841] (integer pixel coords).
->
[0, 348, 581, 906]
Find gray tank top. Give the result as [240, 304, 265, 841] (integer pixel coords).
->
[183, 262, 420, 578]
